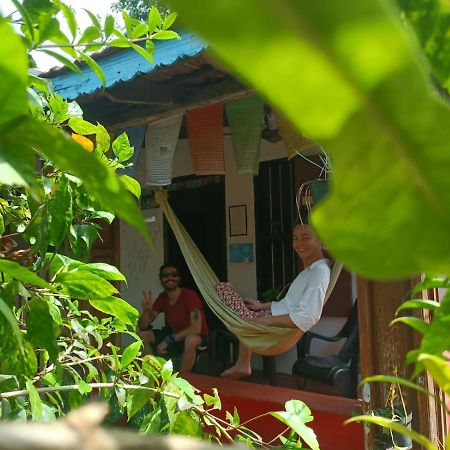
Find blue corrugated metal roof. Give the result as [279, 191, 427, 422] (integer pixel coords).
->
[49, 31, 207, 100]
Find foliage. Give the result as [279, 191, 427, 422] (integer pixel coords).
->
[167, 0, 450, 280]
[398, 0, 450, 90]
[347, 275, 450, 450]
[112, 0, 171, 21]
[0, 2, 317, 449]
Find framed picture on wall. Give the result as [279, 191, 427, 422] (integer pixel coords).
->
[229, 204, 247, 237]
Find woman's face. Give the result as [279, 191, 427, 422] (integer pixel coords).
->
[292, 224, 322, 262]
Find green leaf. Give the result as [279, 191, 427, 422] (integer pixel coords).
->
[419, 354, 450, 395]
[0, 143, 35, 187]
[54, 1, 77, 39]
[131, 23, 148, 40]
[148, 6, 162, 34]
[362, 374, 445, 406]
[121, 340, 142, 369]
[89, 298, 138, 326]
[109, 39, 132, 48]
[0, 297, 24, 353]
[171, 377, 203, 405]
[0, 214, 4, 236]
[48, 175, 72, 247]
[112, 132, 134, 162]
[26, 381, 43, 421]
[77, 263, 126, 282]
[390, 316, 430, 335]
[271, 400, 318, 450]
[0, 21, 28, 132]
[145, 39, 155, 54]
[163, 12, 177, 31]
[10, 0, 35, 43]
[55, 271, 118, 299]
[130, 43, 154, 65]
[104, 15, 115, 38]
[120, 175, 141, 199]
[68, 118, 98, 135]
[169, 0, 450, 279]
[161, 359, 173, 381]
[413, 275, 450, 295]
[0, 260, 51, 289]
[127, 388, 152, 420]
[95, 123, 110, 152]
[122, 10, 133, 36]
[48, 95, 69, 124]
[83, 9, 101, 30]
[152, 30, 180, 40]
[40, 49, 82, 75]
[27, 298, 59, 361]
[346, 415, 435, 450]
[78, 379, 93, 395]
[38, 18, 61, 44]
[78, 51, 106, 86]
[78, 25, 102, 45]
[396, 299, 440, 314]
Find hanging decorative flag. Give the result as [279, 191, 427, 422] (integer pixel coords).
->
[187, 103, 225, 175]
[225, 96, 264, 175]
[274, 111, 317, 160]
[144, 114, 183, 186]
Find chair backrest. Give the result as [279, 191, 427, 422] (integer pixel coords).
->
[336, 300, 358, 362]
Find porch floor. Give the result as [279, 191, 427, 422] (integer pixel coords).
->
[183, 373, 365, 450]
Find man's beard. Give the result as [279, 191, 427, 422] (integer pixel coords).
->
[164, 282, 179, 292]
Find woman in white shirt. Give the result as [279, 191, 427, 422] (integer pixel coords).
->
[220, 221, 330, 379]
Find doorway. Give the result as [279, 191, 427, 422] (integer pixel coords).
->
[165, 176, 227, 331]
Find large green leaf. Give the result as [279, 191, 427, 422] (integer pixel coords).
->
[0, 260, 52, 289]
[27, 297, 59, 361]
[271, 400, 319, 450]
[0, 20, 28, 132]
[169, 0, 450, 279]
[121, 340, 142, 369]
[399, 0, 450, 89]
[0, 297, 24, 353]
[89, 297, 138, 326]
[77, 263, 126, 282]
[2, 117, 150, 246]
[346, 415, 435, 450]
[48, 174, 72, 247]
[55, 270, 118, 299]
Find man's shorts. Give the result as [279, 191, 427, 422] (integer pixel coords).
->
[153, 327, 208, 355]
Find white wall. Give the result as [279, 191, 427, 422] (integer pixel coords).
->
[120, 208, 165, 347]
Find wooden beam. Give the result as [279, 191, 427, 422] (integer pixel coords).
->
[357, 277, 446, 449]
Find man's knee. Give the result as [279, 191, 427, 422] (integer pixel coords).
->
[184, 334, 201, 351]
[139, 329, 155, 343]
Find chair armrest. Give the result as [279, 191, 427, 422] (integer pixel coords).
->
[306, 330, 345, 343]
[296, 330, 345, 358]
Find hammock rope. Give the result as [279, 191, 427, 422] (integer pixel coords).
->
[155, 191, 342, 356]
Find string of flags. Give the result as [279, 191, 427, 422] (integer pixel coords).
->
[139, 96, 315, 186]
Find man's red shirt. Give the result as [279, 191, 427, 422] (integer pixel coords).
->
[153, 288, 209, 337]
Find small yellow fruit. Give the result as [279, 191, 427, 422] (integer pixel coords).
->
[72, 133, 94, 152]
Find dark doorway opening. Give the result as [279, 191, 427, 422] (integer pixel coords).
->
[165, 176, 227, 332]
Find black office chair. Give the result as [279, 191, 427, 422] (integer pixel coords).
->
[292, 300, 359, 398]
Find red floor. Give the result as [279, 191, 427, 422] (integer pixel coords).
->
[185, 373, 365, 450]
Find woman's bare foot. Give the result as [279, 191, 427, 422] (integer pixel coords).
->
[220, 364, 251, 380]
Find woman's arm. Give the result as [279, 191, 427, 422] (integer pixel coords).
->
[245, 298, 272, 311]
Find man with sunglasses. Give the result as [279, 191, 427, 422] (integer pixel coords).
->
[138, 263, 209, 373]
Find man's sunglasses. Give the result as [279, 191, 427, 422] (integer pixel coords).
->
[160, 271, 179, 278]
